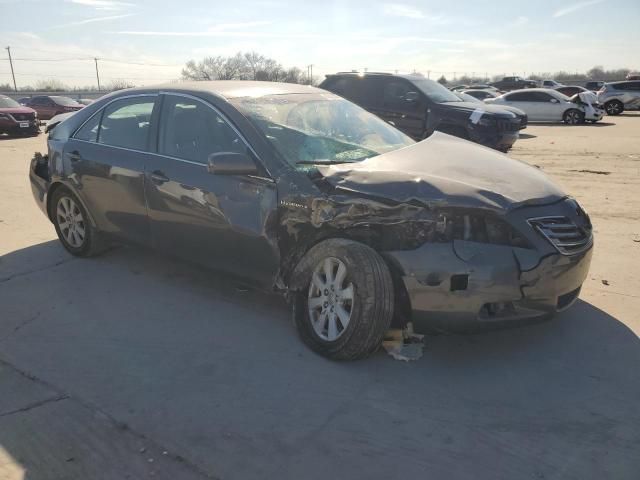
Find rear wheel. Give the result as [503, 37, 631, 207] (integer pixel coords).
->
[291, 239, 394, 360]
[604, 100, 624, 115]
[51, 187, 106, 257]
[563, 109, 584, 125]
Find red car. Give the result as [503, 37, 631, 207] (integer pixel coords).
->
[0, 95, 39, 136]
[25, 95, 83, 120]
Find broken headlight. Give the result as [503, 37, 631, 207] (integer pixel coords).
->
[435, 212, 530, 248]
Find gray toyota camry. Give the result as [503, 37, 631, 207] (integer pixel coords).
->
[30, 81, 593, 360]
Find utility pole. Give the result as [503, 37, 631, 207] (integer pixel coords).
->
[5, 46, 17, 92]
[94, 57, 101, 91]
[309, 64, 313, 85]
[427, 70, 431, 79]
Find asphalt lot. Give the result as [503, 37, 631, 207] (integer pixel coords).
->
[1, 114, 640, 480]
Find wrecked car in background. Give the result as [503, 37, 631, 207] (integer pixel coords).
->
[319, 72, 521, 152]
[29, 81, 593, 360]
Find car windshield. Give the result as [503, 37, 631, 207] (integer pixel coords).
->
[409, 78, 462, 103]
[230, 93, 414, 167]
[51, 96, 81, 106]
[0, 96, 21, 108]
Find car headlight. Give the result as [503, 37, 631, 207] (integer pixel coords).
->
[435, 211, 530, 248]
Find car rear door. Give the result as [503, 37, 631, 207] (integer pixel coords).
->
[143, 93, 279, 287]
[65, 94, 158, 245]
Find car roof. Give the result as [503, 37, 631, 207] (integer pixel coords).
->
[607, 80, 637, 85]
[324, 72, 429, 82]
[505, 88, 558, 94]
[123, 80, 324, 99]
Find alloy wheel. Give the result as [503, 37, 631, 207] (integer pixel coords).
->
[605, 102, 623, 115]
[56, 196, 86, 248]
[307, 257, 355, 341]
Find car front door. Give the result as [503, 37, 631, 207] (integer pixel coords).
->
[535, 92, 565, 121]
[65, 94, 158, 245]
[367, 78, 427, 139]
[144, 93, 279, 287]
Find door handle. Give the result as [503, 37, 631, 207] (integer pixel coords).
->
[150, 170, 170, 184]
[68, 150, 82, 162]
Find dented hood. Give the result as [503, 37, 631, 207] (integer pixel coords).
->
[317, 132, 566, 212]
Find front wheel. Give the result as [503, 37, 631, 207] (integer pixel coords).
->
[51, 187, 106, 257]
[563, 109, 584, 125]
[291, 239, 394, 360]
[604, 100, 624, 115]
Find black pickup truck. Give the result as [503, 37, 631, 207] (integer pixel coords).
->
[490, 76, 537, 91]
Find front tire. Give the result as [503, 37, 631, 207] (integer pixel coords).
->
[604, 100, 624, 115]
[291, 239, 394, 360]
[563, 109, 584, 125]
[51, 187, 106, 257]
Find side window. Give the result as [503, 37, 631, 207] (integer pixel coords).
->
[381, 80, 420, 110]
[98, 97, 155, 151]
[159, 96, 245, 164]
[32, 97, 47, 106]
[629, 82, 640, 91]
[325, 78, 359, 101]
[533, 92, 553, 102]
[74, 112, 102, 142]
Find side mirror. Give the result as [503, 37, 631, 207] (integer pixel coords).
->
[405, 91, 420, 103]
[207, 152, 258, 176]
[550, 98, 559, 103]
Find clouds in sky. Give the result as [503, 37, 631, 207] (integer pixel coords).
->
[553, 0, 605, 17]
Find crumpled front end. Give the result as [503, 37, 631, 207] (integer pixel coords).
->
[382, 198, 593, 333]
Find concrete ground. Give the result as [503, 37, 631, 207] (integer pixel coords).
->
[1, 114, 639, 480]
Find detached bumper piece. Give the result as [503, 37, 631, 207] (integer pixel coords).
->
[29, 153, 50, 219]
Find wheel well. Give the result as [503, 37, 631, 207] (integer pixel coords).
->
[46, 182, 66, 221]
[284, 234, 413, 329]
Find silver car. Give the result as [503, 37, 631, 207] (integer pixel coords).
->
[597, 81, 640, 115]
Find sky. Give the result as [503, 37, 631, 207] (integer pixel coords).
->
[1, 0, 639, 89]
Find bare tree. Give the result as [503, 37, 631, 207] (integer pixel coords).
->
[34, 78, 70, 92]
[181, 52, 305, 83]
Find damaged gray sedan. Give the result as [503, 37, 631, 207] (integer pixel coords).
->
[29, 82, 593, 360]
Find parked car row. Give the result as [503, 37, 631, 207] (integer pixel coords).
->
[29, 80, 594, 360]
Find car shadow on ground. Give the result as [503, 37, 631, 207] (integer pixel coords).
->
[518, 133, 537, 139]
[531, 121, 615, 127]
[1, 240, 639, 479]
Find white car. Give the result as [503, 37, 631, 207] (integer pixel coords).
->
[485, 88, 586, 124]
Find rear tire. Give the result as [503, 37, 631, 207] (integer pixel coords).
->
[563, 109, 584, 125]
[51, 187, 107, 257]
[291, 239, 394, 360]
[604, 100, 624, 115]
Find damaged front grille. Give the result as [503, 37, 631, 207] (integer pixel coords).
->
[528, 216, 592, 255]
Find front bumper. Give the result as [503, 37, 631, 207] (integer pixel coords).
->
[0, 117, 39, 134]
[382, 199, 594, 333]
[385, 241, 592, 333]
[469, 122, 519, 152]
